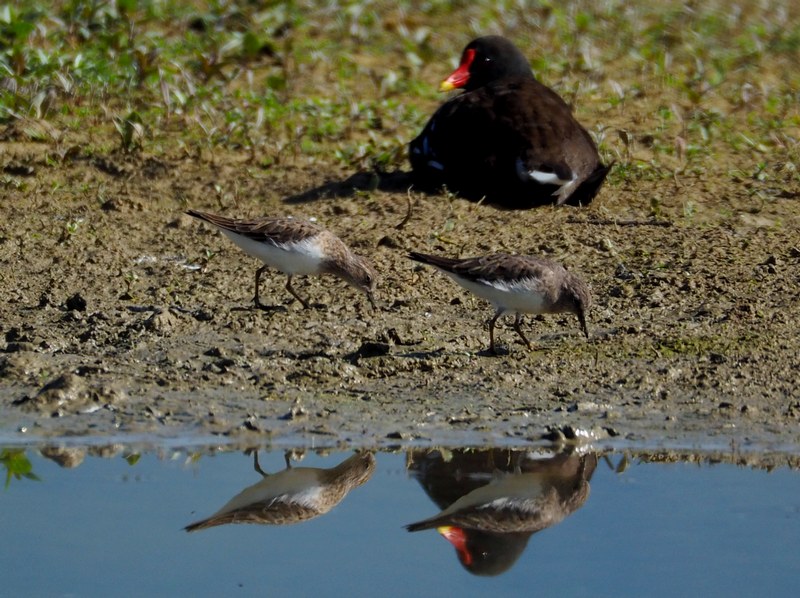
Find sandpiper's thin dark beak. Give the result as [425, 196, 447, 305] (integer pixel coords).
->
[366, 291, 378, 311]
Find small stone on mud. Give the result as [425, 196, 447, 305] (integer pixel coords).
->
[353, 341, 391, 359]
[95, 384, 126, 405]
[649, 290, 665, 307]
[709, 352, 727, 364]
[3, 162, 36, 176]
[210, 358, 236, 373]
[761, 255, 779, 266]
[543, 424, 607, 442]
[542, 426, 568, 442]
[381, 328, 419, 346]
[145, 309, 178, 334]
[5, 341, 36, 353]
[279, 403, 308, 420]
[192, 310, 214, 322]
[100, 198, 121, 211]
[5, 328, 28, 343]
[377, 235, 401, 248]
[34, 373, 87, 406]
[610, 284, 634, 298]
[614, 263, 638, 280]
[93, 157, 128, 177]
[65, 293, 87, 312]
[242, 417, 261, 431]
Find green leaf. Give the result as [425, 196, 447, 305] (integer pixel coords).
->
[1, 449, 41, 489]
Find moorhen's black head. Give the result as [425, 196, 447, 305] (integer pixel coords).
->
[440, 36, 533, 92]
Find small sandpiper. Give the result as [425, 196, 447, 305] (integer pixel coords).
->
[187, 210, 378, 309]
[184, 451, 375, 531]
[408, 252, 591, 353]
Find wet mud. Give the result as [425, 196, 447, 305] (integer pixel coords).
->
[1, 143, 799, 449]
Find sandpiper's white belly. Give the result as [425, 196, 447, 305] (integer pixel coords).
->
[210, 468, 325, 516]
[220, 230, 325, 275]
[450, 275, 548, 314]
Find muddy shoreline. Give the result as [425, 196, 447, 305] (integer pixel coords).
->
[1, 145, 799, 451]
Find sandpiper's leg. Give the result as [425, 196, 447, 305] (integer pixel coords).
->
[254, 265, 271, 310]
[253, 451, 270, 478]
[283, 451, 293, 469]
[513, 313, 532, 350]
[578, 309, 589, 339]
[488, 311, 502, 354]
[285, 275, 311, 309]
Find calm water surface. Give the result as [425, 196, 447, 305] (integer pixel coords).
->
[1, 446, 799, 597]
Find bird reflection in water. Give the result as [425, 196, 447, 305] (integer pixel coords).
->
[405, 448, 597, 576]
[185, 450, 375, 532]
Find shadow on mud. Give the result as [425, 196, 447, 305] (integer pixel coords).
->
[283, 170, 416, 204]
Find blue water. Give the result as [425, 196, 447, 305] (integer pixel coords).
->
[1, 447, 798, 597]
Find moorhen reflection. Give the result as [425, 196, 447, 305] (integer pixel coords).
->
[185, 451, 375, 532]
[406, 448, 597, 576]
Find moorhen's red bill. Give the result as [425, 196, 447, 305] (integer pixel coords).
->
[410, 36, 610, 208]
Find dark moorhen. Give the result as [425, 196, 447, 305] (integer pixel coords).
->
[410, 36, 610, 208]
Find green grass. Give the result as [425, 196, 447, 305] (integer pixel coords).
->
[1, 1, 798, 181]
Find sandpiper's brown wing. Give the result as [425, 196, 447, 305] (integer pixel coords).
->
[186, 210, 323, 244]
[184, 499, 323, 532]
[408, 252, 465, 272]
[410, 252, 565, 286]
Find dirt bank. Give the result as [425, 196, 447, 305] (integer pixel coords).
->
[1, 140, 799, 449]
